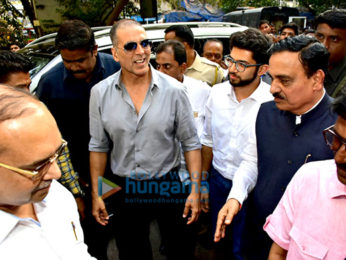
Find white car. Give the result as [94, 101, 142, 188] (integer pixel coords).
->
[19, 22, 247, 93]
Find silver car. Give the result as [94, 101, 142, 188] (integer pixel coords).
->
[18, 22, 247, 92]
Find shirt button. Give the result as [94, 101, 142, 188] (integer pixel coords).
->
[288, 160, 292, 165]
[293, 131, 299, 137]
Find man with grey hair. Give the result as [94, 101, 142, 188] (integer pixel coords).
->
[0, 50, 85, 210]
[0, 85, 94, 259]
[89, 19, 202, 259]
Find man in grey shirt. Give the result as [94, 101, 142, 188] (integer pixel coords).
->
[89, 19, 202, 260]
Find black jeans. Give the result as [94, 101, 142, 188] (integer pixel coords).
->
[108, 168, 196, 260]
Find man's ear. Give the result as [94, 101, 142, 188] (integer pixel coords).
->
[312, 69, 325, 91]
[257, 64, 269, 76]
[182, 41, 190, 50]
[111, 47, 119, 62]
[92, 45, 98, 56]
[180, 62, 187, 74]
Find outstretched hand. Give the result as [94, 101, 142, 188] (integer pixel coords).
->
[214, 198, 241, 242]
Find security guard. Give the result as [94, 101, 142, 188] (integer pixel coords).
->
[165, 25, 224, 86]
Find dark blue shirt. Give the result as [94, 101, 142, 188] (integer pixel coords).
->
[36, 52, 120, 183]
[245, 94, 337, 260]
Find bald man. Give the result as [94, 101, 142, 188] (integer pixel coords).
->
[0, 85, 94, 259]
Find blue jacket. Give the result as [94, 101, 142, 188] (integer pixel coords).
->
[36, 52, 120, 183]
[245, 94, 337, 260]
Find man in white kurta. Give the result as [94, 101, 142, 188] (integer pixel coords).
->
[0, 85, 94, 260]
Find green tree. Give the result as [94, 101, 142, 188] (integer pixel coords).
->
[0, 0, 28, 49]
[243, 0, 278, 8]
[219, 0, 242, 12]
[56, 0, 139, 26]
[297, 0, 343, 15]
[219, 0, 278, 13]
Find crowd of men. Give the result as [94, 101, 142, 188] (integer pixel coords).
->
[0, 7, 345, 260]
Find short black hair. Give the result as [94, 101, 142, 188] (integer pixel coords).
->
[269, 35, 330, 78]
[279, 22, 299, 36]
[55, 20, 95, 51]
[332, 89, 346, 119]
[0, 51, 32, 83]
[259, 20, 270, 27]
[156, 40, 187, 65]
[110, 19, 141, 46]
[164, 25, 194, 48]
[315, 9, 346, 29]
[303, 28, 315, 35]
[229, 28, 272, 64]
[203, 39, 224, 49]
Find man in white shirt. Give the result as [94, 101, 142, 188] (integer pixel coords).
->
[0, 85, 94, 259]
[200, 28, 273, 259]
[164, 25, 224, 86]
[156, 39, 210, 198]
[155, 39, 210, 255]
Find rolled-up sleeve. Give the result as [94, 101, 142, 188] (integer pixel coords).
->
[89, 85, 110, 152]
[175, 88, 201, 152]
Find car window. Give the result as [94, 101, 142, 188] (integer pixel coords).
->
[19, 40, 58, 78]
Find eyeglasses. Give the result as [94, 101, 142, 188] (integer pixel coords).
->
[323, 125, 346, 152]
[122, 39, 151, 52]
[0, 140, 67, 181]
[224, 55, 262, 72]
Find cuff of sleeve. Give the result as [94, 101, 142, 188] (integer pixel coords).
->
[200, 137, 213, 148]
[181, 135, 201, 152]
[89, 138, 110, 153]
[263, 215, 290, 251]
[227, 185, 248, 206]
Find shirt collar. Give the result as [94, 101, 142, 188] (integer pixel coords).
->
[63, 52, 104, 82]
[115, 64, 159, 91]
[0, 179, 61, 244]
[0, 210, 19, 244]
[0, 201, 46, 244]
[228, 79, 269, 103]
[328, 162, 346, 199]
[295, 89, 326, 125]
[188, 51, 204, 72]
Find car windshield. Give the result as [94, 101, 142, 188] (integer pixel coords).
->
[18, 40, 58, 78]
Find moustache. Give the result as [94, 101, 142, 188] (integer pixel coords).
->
[34, 181, 52, 192]
[70, 70, 86, 75]
[272, 92, 285, 100]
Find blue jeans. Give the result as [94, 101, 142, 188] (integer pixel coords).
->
[209, 167, 247, 260]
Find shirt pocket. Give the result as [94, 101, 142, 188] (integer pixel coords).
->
[289, 225, 328, 259]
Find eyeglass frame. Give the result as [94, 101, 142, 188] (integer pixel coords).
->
[224, 55, 263, 72]
[0, 140, 67, 180]
[119, 39, 152, 52]
[323, 125, 346, 152]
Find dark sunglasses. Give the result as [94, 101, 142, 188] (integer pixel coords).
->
[123, 39, 151, 52]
